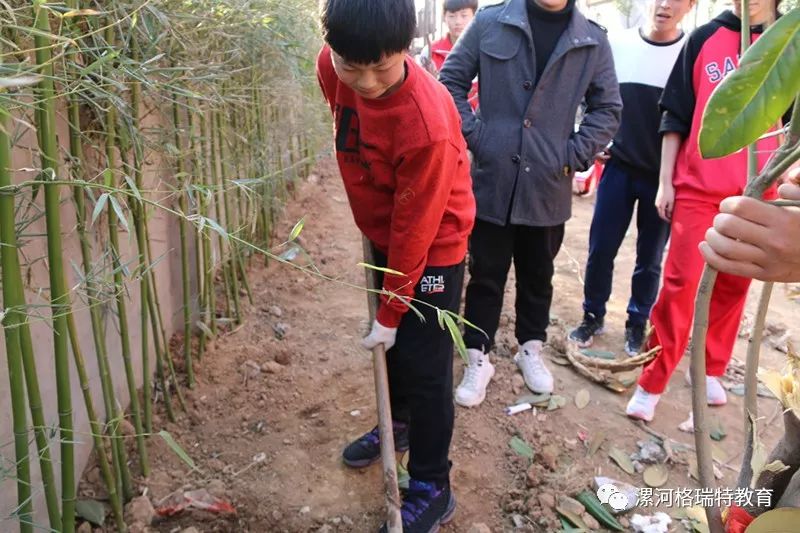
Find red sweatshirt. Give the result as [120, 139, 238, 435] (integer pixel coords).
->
[429, 36, 479, 110]
[660, 11, 780, 201]
[316, 46, 475, 327]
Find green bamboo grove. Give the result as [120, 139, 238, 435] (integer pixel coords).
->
[0, 1, 324, 531]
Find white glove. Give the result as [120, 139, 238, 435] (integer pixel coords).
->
[361, 320, 397, 351]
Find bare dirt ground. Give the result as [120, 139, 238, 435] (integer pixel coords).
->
[80, 155, 799, 532]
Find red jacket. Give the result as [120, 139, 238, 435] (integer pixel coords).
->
[430, 36, 479, 110]
[660, 11, 779, 201]
[316, 46, 475, 327]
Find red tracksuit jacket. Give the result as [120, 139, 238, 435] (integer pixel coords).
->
[659, 10, 780, 201]
[316, 46, 475, 328]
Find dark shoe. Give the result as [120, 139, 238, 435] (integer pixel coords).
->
[568, 312, 605, 348]
[342, 421, 409, 468]
[379, 479, 456, 533]
[624, 322, 645, 356]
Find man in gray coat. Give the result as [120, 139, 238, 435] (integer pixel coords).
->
[440, 0, 621, 407]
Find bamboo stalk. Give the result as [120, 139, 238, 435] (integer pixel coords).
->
[188, 109, 208, 360]
[172, 94, 196, 388]
[32, 3, 76, 529]
[217, 106, 243, 321]
[209, 108, 233, 321]
[128, 37, 154, 435]
[102, 25, 149, 480]
[143, 219, 187, 412]
[0, 91, 35, 533]
[200, 112, 217, 335]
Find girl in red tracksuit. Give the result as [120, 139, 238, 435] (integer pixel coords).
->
[626, 3, 782, 422]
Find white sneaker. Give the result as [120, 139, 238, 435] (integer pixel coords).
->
[514, 340, 554, 394]
[626, 385, 661, 422]
[684, 372, 728, 406]
[455, 349, 495, 407]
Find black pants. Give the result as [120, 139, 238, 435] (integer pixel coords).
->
[583, 159, 670, 326]
[373, 248, 464, 484]
[463, 219, 564, 351]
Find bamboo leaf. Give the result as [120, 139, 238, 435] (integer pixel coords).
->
[91, 193, 109, 225]
[75, 499, 107, 526]
[195, 321, 214, 338]
[608, 447, 635, 475]
[123, 174, 143, 203]
[288, 216, 305, 241]
[509, 436, 535, 459]
[158, 430, 197, 471]
[108, 196, 129, 233]
[62, 8, 102, 18]
[699, 8, 800, 158]
[442, 312, 468, 364]
[79, 50, 121, 77]
[575, 388, 590, 409]
[0, 76, 42, 89]
[357, 262, 405, 276]
[547, 394, 568, 411]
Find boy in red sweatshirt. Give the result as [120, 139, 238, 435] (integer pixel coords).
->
[317, 1, 475, 530]
[626, 0, 781, 422]
[421, 0, 479, 109]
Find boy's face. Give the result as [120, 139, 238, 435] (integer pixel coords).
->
[444, 8, 475, 40]
[330, 50, 407, 100]
[733, 0, 773, 24]
[647, 0, 693, 33]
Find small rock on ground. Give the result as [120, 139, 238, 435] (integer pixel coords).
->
[124, 495, 155, 526]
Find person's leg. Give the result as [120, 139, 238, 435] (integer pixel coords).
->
[513, 224, 565, 344]
[510, 224, 564, 393]
[398, 261, 465, 485]
[583, 161, 636, 320]
[628, 176, 671, 326]
[463, 219, 515, 352]
[638, 199, 713, 394]
[572, 161, 636, 346]
[703, 269, 751, 405]
[624, 175, 671, 355]
[342, 246, 409, 468]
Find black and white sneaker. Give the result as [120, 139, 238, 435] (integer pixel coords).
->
[624, 322, 645, 356]
[342, 421, 409, 468]
[379, 479, 456, 533]
[568, 312, 605, 348]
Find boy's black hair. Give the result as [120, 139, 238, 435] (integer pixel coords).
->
[443, 0, 479, 13]
[321, 0, 416, 65]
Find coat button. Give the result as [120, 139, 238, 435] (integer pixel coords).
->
[522, 80, 533, 90]
[511, 154, 521, 164]
[523, 119, 532, 128]
[563, 165, 571, 176]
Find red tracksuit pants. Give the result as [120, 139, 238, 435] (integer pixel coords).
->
[639, 198, 751, 394]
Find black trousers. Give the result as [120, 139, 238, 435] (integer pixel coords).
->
[463, 219, 564, 351]
[373, 248, 464, 484]
[583, 159, 669, 326]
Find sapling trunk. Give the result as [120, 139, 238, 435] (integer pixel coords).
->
[737, 95, 800, 495]
[32, 3, 76, 528]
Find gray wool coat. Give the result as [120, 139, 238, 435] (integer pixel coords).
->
[439, 0, 622, 226]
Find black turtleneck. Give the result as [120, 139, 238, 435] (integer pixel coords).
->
[527, 0, 575, 83]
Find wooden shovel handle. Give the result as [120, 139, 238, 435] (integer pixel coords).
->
[362, 236, 402, 532]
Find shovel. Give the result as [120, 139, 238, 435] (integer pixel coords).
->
[362, 236, 402, 532]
